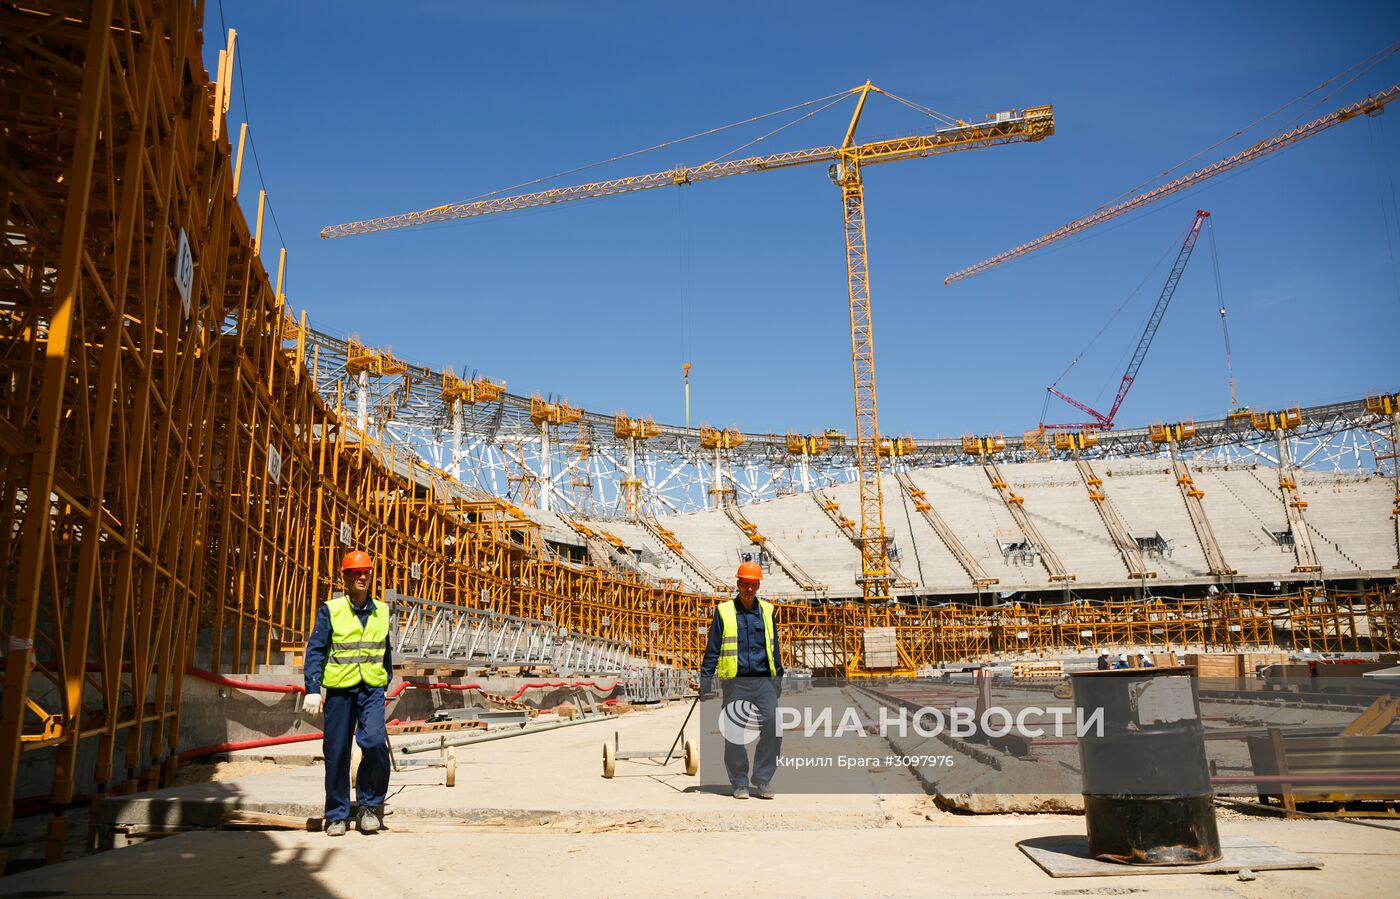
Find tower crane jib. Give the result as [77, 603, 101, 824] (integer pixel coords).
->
[945, 84, 1400, 283]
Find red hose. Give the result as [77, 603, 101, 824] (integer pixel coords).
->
[177, 731, 322, 763]
[506, 680, 619, 700]
[184, 667, 305, 694]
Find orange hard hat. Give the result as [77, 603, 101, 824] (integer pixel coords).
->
[736, 561, 763, 583]
[340, 550, 373, 572]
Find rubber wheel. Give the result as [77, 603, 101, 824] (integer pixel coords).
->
[683, 739, 699, 776]
[445, 748, 457, 787]
[602, 741, 616, 779]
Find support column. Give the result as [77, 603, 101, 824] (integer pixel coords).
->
[538, 422, 552, 512]
[1275, 431, 1321, 573]
[0, 0, 113, 833]
[356, 370, 368, 432]
[450, 398, 463, 481]
[1392, 409, 1400, 569]
[1170, 441, 1236, 577]
[623, 438, 639, 518]
[711, 447, 728, 508]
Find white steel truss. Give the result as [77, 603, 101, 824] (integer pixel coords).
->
[295, 325, 1396, 518]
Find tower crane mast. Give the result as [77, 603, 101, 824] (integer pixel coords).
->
[1045, 210, 1209, 431]
[324, 85, 1055, 611]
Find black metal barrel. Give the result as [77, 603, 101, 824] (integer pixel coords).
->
[1071, 667, 1221, 865]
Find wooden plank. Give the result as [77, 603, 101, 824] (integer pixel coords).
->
[1185, 653, 1239, 678]
[1340, 695, 1399, 737]
[219, 809, 313, 830]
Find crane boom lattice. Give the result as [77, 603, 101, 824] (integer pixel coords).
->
[945, 84, 1400, 283]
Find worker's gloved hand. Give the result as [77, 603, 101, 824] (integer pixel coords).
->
[698, 676, 717, 701]
[303, 692, 323, 716]
[773, 678, 783, 699]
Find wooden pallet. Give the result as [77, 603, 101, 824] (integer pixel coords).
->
[397, 666, 471, 679]
[386, 719, 487, 736]
[483, 692, 540, 717]
[475, 665, 551, 678]
[1011, 661, 1064, 679]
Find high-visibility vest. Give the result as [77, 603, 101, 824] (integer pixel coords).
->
[715, 598, 776, 678]
[321, 594, 389, 688]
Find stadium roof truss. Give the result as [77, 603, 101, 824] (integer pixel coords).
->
[295, 325, 1396, 518]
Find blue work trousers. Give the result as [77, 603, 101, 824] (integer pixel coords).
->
[720, 677, 782, 788]
[322, 683, 389, 822]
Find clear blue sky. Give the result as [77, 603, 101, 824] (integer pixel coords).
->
[206, 2, 1400, 437]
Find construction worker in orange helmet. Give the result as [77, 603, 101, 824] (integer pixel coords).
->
[302, 549, 393, 836]
[698, 558, 785, 800]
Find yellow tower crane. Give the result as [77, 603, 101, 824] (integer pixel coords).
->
[323, 84, 1055, 604]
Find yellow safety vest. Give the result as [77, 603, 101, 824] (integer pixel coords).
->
[715, 598, 776, 679]
[322, 594, 390, 688]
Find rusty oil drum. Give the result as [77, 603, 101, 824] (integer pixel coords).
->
[1070, 667, 1221, 864]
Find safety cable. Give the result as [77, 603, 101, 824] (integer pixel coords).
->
[694, 91, 853, 169]
[872, 89, 967, 129]
[1206, 217, 1237, 405]
[1368, 116, 1400, 308]
[896, 473, 928, 587]
[459, 88, 852, 204]
[1046, 226, 1182, 403]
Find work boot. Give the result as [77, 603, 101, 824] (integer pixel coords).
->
[752, 782, 775, 800]
[325, 819, 347, 837]
[732, 786, 750, 800]
[357, 805, 383, 834]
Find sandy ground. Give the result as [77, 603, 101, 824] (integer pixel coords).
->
[1, 695, 1396, 897]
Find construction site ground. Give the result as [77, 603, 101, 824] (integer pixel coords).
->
[1, 700, 1396, 898]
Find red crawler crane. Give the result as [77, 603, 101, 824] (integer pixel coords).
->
[1043, 210, 1210, 431]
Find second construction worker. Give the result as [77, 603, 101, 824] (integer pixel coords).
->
[699, 560, 785, 800]
[302, 550, 393, 836]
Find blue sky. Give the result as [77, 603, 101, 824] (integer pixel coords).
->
[206, 2, 1400, 437]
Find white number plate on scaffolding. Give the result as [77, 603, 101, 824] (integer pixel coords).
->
[174, 228, 194, 318]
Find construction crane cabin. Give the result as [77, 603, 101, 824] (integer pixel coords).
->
[323, 83, 1055, 607]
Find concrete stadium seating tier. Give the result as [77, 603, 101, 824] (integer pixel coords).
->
[873, 478, 983, 592]
[661, 507, 807, 600]
[740, 490, 861, 595]
[999, 460, 1130, 587]
[1097, 458, 1213, 580]
[1297, 471, 1400, 574]
[1190, 467, 1311, 579]
[591, 517, 712, 592]
[827, 477, 979, 592]
[572, 461, 1395, 599]
[904, 467, 1050, 590]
